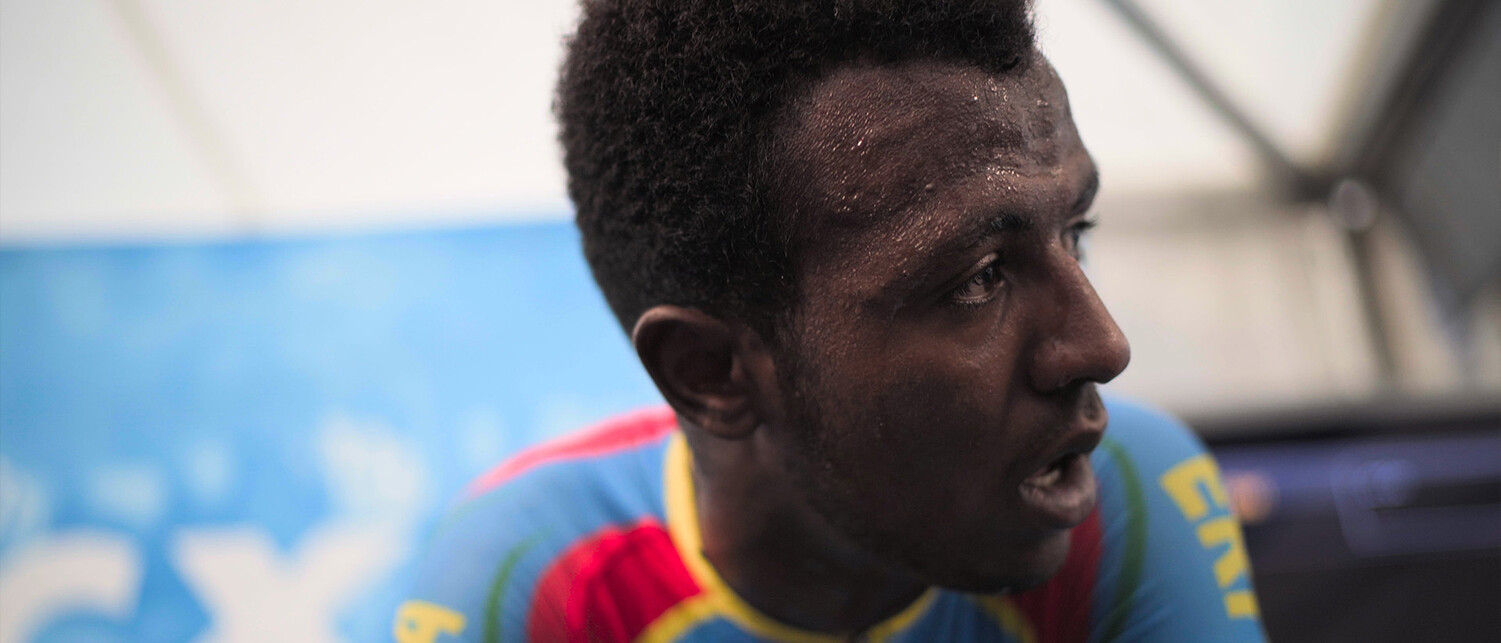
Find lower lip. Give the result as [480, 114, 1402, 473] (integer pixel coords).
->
[1018, 453, 1097, 529]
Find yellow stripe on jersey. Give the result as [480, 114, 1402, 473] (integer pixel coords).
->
[659, 433, 938, 642]
[636, 593, 719, 643]
[975, 596, 1038, 643]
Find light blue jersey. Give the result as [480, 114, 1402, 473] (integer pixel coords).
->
[395, 398, 1267, 642]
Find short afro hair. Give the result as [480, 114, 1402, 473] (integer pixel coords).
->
[558, 0, 1036, 335]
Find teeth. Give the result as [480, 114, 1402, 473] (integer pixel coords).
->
[1031, 461, 1064, 486]
[1027, 453, 1077, 487]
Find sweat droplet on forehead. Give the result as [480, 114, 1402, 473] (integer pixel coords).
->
[775, 58, 1075, 235]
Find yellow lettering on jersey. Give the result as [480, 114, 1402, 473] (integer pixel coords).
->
[1196, 516, 1250, 589]
[1160, 454, 1259, 620]
[1159, 455, 1229, 521]
[1223, 590, 1260, 619]
[394, 600, 466, 643]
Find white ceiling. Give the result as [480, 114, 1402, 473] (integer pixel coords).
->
[1129, 0, 1388, 165]
[0, 0, 1388, 242]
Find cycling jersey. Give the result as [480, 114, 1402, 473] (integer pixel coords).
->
[395, 397, 1266, 642]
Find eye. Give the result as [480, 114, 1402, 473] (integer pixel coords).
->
[1064, 217, 1098, 260]
[950, 255, 1005, 307]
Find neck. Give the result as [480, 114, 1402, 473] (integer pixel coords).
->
[682, 428, 930, 635]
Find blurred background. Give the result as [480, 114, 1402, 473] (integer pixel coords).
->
[1, 0, 1497, 641]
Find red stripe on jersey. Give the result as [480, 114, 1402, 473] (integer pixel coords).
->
[527, 520, 702, 643]
[466, 405, 677, 498]
[1010, 508, 1103, 643]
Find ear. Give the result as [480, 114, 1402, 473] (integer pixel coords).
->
[632, 305, 769, 439]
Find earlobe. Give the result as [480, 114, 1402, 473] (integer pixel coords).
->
[632, 306, 764, 439]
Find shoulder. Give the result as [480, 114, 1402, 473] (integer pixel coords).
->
[1093, 396, 1228, 515]
[1096, 396, 1206, 470]
[1088, 395, 1267, 642]
[1093, 396, 1239, 548]
[394, 406, 683, 643]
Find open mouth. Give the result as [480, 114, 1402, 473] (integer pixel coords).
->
[1018, 451, 1096, 528]
[1026, 452, 1079, 487]
[1023, 449, 1090, 491]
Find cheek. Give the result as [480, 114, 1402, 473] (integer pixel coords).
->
[826, 342, 1020, 483]
[788, 304, 1028, 475]
[876, 323, 1023, 420]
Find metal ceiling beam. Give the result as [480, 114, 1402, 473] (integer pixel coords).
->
[1345, 0, 1495, 180]
[108, 0, 264, 227]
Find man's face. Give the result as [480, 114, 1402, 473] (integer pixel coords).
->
[766, 56, 1131, 592]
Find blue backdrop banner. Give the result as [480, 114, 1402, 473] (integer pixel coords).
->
[0, 221, 661, 642]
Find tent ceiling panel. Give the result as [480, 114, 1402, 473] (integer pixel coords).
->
[1036, 0, 1261, 204]
[1, 0, 1399, 239]
[1130, 0, 1388, 167]
[0, 0, 238, 239]
[139, 0, 576, 230]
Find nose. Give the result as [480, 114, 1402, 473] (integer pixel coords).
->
[1027, 258, 1131, 393]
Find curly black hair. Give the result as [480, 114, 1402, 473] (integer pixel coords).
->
[558, 0, 1035, 336]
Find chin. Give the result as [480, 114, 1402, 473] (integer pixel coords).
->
[920, 528, 1074, 594]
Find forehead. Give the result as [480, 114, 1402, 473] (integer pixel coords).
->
[774, 56, 1091, 274]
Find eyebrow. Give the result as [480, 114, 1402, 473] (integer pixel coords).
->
[872, 210, 1029, 308]
[963, 166, 1099, 251]
[876, 167, 1102, 307]
[979, 211, 1032, 240]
